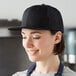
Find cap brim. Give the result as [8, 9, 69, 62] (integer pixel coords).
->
[8, 26, 22, 31]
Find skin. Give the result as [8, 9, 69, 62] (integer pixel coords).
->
[21, 28, 62, 73]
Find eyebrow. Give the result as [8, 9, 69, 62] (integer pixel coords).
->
[31, 31, 42, 34]
[21, 31, 42, 35]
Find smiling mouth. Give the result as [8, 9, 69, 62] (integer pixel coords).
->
[27, 50, 39, 55]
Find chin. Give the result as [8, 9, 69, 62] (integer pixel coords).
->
[29, 56, 39, 62]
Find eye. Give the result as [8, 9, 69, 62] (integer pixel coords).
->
[33, 36, 41, 39]
[22, 36, 27, 39]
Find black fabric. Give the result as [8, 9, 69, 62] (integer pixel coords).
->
[27, 62, 64, 76]
[27, 63, 36, 76]
[55, 62, 64, 76]
[8, 4, 64, 33]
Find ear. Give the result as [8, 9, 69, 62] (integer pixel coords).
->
[54, 31, 62, 44]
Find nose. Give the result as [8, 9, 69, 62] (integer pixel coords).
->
[25, 37, 34, 48]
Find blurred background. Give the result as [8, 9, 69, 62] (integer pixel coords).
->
[0, 0, 76, 76]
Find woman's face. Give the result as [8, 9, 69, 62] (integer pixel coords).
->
[21, 29, 60, 62]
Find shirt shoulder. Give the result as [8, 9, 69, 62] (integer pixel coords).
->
[12, 70, 27, 76]
[63, 66, 76, 76]
[12, 66, 76, 76]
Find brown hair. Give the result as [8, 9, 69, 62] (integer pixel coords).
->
[50, 30, 65, 55]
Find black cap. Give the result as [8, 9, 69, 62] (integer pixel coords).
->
[9, 4, 64, 33]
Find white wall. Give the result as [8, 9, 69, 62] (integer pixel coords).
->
[0, 0, 76, 27]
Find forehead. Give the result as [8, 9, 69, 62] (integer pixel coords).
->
[21, 29, 50, 35]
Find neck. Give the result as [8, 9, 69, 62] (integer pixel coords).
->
[35, 55, 60, 73]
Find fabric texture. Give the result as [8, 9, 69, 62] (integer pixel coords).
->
[12, 66, 76, 76]
[8, 4, 64, 33]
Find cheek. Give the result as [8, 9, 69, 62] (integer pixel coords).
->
[35, 39, 55, 59]
[35, 38, 54, 51]
[34, 40, 44, 49]
[22, 39, 26, 48]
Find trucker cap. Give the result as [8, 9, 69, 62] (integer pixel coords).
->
[8, 4, 64, 33]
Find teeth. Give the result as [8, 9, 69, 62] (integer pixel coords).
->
[26, 49, 39, 53]
[29, 50, 35, 51]
[28, 50, 38, 51]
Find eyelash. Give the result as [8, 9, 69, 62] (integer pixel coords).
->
[22, 37, 26, 39]
[22, 36, 40, 39]
[33, 36, 40, 39]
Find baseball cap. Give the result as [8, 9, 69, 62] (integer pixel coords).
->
[8, 4, 64, 33]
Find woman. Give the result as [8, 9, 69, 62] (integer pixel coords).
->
[9, 4, 76, 76]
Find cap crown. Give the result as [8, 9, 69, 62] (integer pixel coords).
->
[9, 4, 64, 32]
